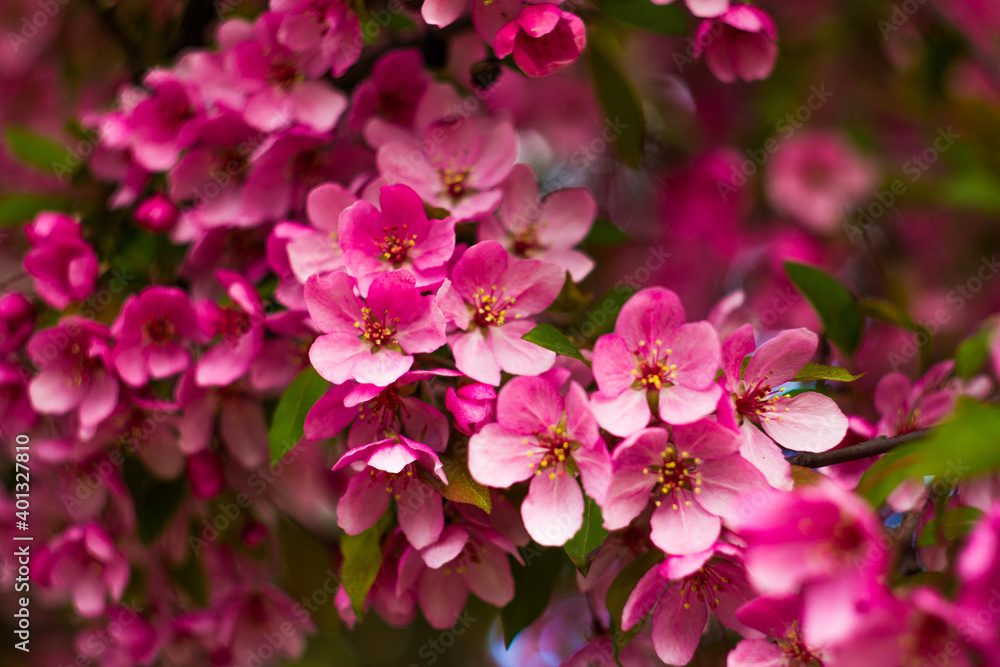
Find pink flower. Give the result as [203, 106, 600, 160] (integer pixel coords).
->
[590, 287, 722, 436]
[75, 605, 159, 667]
[468, 376, 611, 546]
[719, 325, 848, 490]
[602, 423, 767, 555]
[874, 360, 957, 437]
[622, 544, 761, 665]
[0, 292, 35, 355]
[27, 318, 119, 439]
[652, 0, 729, 18]
[436, 241, 564, 385]
[305, 270, 446, 386]
[729, 594, 826, 667]
[694, 5, 778, 83]
[270, 0, 362, 76]
[378, 115, 517, 220]
[494, 4, 586, 78]
[956, 502, 1000, 653]
[33, 523, 129, 618]
[24, 212, 99, 310]
[766, 131, 878, 234]
[339, 184, 457, 296]
[445, 382, 497, 435]
[396, 522, 517, 628]
[333, 434, 448, 548]
[195, 271, 265, 387]
[126, 73, 202, 171]
[134, 193, 180, 233]
[111, 287, 201, 387]
[348, 49, 431, 141]
[215, 585, 315, 665]
[479, 163, 596, 281]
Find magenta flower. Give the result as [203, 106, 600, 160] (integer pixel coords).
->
[75, 605, 159, 667]
[719, 325, 848, 490]
[111, 286, 201, 387]
[348, 49, 431, 143]
[590, 287, 722, 436]
[653, 0, 729, 18]
[134, 193, 179, 233]
[24, 212, 99, 310]
[34, 523, 129, 618]
[479, 164, 596, 281]
[271, 0, 362, 76]
[339, 184, 457, 296]
[126, 73, 202, 171]
[956, 502, 1000, 653]
[729, 594, 826, 667]
[622, 544, 760, 665]
[333, 434, 448, 548]
[396, 523, 517, 628]
[602, 423, 767, 555]
[437, 241, 564, 385]
[445, 382, 497, 435]
[27, 318, 119, 439]
[195, 271, 265, 387]
[0, 292, 34, 355]
[306, 270, 446, 386]
[378, 115, 517, 220]
[215, 584, 315, 665]
[874, 360, 958, 437]
[468, 376, 611, 546]
[494, 4, 587, 78]
[694, 5, 778, 83]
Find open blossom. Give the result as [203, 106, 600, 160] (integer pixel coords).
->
[24, 212, 99, 310]
[719, 325, 848, 490]
[111, 286, 201, 387]
[694, 5, 778, 83]
[378, 114, 517, 220]
[0, 293, 34, 355]
[125, 73, 203, 172]
[339, 184, 457, 296]
[333, 434, 448, 548]
[214, 584, 315, 666]
[27, 318, 119, 439]
[494, 4, 587, 78]
[396, 522, 518, 628]
[270, 0, 362, 76]
[602, 423, 767, 555]
[468, 376, 611, 546]
[728, 594, 826, 667]
[34, 523, 129, 618]
[306, 270, 446, 386]
[590, 287, 722, 436]
[195, 271, 265, 387]
[623, 544, 761, 665]
[437, 241, 564, 385]
[348, 49, 431, 141]
[479, 163, 596, 281]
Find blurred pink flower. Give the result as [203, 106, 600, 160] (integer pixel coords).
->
[694, 5, 778, 83]
[24, 213, 98, 310]
[494, 4, 587, 78]
[34, 523, 129, 618]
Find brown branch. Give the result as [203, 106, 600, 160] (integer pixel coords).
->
[785, 429, 930, 469]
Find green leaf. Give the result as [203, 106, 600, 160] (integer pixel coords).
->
[916, 506, 984, 547]
[858, 398, 1000, 507]
[583, 287, 636, 342]
[954, 323, 995, 380]
[137, 476, 187, 544]
[279, 519, 341, 632]
[583, 218, 629, 247]
[501, 546, 564, 647]
[172, 549, 208, 607]
[269, 367, 327, 463]
[587, 29, 647, 169]
[6, 126, 70, 174]
[549, 271, 593, 313]
[423, 453, 492, 513]
[792, 363, 864, 383]
[340, 512, 391, 619]
[595, 0, 687, 35]
[522, 323, 588, 364]
[784, 261, 864, 357]
[0, 193, 72, 225]
[860, 297, 917, 331]
[563, 491, 609, 576]
[605, 549, 663, 658]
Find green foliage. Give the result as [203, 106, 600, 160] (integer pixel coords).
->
[784, 261, 864, 357]
[5, 126, 70, 174]
[522, 323, 589, 364]
[587, 29, 647, 169]
[340, 512, 392, 619]
[583, 218, 630, 246]
[0, 193, 72, 225]
[595, 0, 687, 35]
[792, 363, 864, 383]
[420, 452, 492, 513]
[563, 491, 609, 576]
[954, 322, 995, 380]
[916, 506, 984, 547]
[501, 547, 564, 647]
[269, 367, 327, 463]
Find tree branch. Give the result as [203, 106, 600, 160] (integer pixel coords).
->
[785, 429, 929, 468]
[81, 0, 146, 78]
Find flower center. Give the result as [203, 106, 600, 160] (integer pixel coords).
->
[369, 464, 416, 500]
[356, 307, 398, 349]
[512, 225, 539, 255]
[679, 566, 729, 611]
[779, 625, 821, 665]
[442, 540, 485, 575]
[630, 340, 676, 391]
[376, 225, 416, 264]
[526, 423, 575, 480]
[142, 316, 176, 345]
[643, 445, 702, 509]
[735, 381, 787, 423]
[472, 287, 516, 328]
[438, 167, 472, 200]
[220, 308, 252, 345]
[269, 59, 302, 89]
[67, 341, 98, 388]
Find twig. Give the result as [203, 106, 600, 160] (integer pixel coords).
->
[81, 0, 146, 79]
[785, 429, 929, 468]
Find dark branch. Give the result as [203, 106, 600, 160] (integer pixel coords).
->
[81, 0, 146, 78]
[785, 429, 930, 468]
[165, 0, 219, 59]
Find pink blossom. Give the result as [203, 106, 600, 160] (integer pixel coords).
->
[215, 584, 315, 666]
[125, 73, 203, 171]
[874, 360, 958, 437]
[24, 212, 99, 310]
[494, 4, 587, 78]
[333, 434, 448, 548]
[602, 423, 767, 555]
[694, 5, 778, 83]
[729, 594, 826, 667]
[766, 131, 878, 234]
[623, 544, 761, 665]
[339, 184, 457, 296]
[27, 318, 119, 439]
[270, 0, 362, 76]
[956, 501, 1000, 654]
[134, 193, 180, 233]
[33, 523, 129, 618]
[348, 49, 431, 141]
[590, 287, 722, 436]
[719, 325, 848, 490]
[445, 382, 497, 434]
[195, 271, 265, 387]
[437, 241, 564, 385]
[378, 114, 517, 220]
[111, 286, 201, 387]
[468, 376, 611, 546]
[305, 270, 446, 386]
[479, 163, 596, 281]
[75, 605, 159, 667]
[0, 292, 35, 355]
